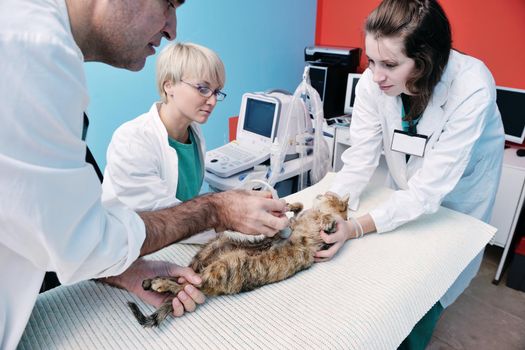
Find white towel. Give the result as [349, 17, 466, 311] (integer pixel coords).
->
[18, 173, 495, 350]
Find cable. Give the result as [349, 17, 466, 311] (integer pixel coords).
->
[239, 179, 279, 200]
[237, 179, 292, 239]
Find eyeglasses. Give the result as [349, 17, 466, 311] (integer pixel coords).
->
[163, 0, 176, 16]
[181, 80, 227, 101]
[166, 0, 178, 10]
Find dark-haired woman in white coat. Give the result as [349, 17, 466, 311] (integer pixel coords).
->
[317, 1, 504, 348]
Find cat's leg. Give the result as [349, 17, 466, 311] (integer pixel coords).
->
[287, 202, 303, 216]
[142, 276, 185, 295]
[319, 213, 338, 250]
[320, 213, 338, 234]
[190, 236, 231, 272]
[189, 238, 222, 270]
[128, 298, 173, 328]
[245, 240, 315, 286]
[128, 276, 188, 327]
[199, 251, 246, 296]
[286, 202, 305, 232]
[200, 240, 315, 296]
[193, 237, 276, 273]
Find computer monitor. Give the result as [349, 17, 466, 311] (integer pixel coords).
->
[496, 86, 525, 144]
[308, 65, 327, 102]
[237, 91, 312, 155]
[237, 94, 280, 148]
[344, 73, 361, 114]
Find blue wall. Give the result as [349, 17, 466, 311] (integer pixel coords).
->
[85, 0, 317, 170]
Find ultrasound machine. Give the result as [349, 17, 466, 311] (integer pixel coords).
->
[204, 90, 313, 194]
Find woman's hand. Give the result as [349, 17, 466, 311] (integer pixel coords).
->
[315, 213, 376, 262]
[314, 217, 353, 262]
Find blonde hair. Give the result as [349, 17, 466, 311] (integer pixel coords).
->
[156, 42, 226, 103]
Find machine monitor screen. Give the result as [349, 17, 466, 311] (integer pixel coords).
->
[344, 73, 361, 114]
[242, 97, 277, 138]
[496, 86, 525, 144]
[308, 65, 327, 102]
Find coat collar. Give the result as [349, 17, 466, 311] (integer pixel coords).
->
[381, 96, 408, 188]
[415, 77, 449, 139]
[150, 102, 169, 139]
[378, 52, 454, 188]
[149, 102, 204, 150]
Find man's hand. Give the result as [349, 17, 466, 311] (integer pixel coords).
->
[101, 258, 205, 317]
[314, 217, 352, 262]
[216, 190, 289, 237]
[138, 190, 289, 256]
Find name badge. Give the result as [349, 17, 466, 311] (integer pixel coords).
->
[391, 129, 428, 157]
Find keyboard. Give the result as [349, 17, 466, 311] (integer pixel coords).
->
[217, 144, 256, 162]
[205, 142, 270, 178]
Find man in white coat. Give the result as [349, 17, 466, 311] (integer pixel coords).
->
[0, 1, 288, 349]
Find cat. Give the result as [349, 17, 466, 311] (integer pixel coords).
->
[128, 192, 349, 327]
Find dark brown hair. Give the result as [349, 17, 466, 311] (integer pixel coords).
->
[365, 0, 451, 121]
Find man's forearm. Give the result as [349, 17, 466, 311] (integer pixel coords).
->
[138, 192, 223, 256]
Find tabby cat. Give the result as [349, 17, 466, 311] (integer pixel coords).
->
[128, 193, 349, 327]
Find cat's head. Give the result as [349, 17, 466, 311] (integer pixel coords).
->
[312, 192, 349, 219]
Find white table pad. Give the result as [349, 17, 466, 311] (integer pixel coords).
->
[18, 173, 496, 349]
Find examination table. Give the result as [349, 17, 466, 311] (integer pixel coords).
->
[18, 172, 496, 349]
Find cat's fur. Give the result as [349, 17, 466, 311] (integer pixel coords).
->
[128, 193, 349, 327]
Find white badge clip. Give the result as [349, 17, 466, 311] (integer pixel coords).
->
[391, 129, 429, 157]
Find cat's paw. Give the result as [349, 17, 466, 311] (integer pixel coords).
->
[146, 277, 179, 294]
[142, 279, 152, 290]
[321, 217, 337, 234]
[321, 242, 334, 250]
[287, 202, 303, 215]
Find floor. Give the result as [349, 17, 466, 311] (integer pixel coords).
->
[427, 245, 525, 350]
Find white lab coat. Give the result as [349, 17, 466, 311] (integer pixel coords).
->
[330, 50, 505, 307]
[102, 103, 216, 243]
[0, 0, 145, 349]
[102, 103, 206, 211]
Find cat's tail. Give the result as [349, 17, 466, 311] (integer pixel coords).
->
[127, 299, 173, 328]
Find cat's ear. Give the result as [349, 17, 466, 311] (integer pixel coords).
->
[324, 191, 339, 200]
[338, 194, 350, 213]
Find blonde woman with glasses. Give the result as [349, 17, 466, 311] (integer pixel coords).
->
[102, 42, 226, 243]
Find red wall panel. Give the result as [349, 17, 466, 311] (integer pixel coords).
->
[315, 0, 525, 89]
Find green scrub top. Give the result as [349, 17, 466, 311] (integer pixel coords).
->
[168, 128, 203, 202]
